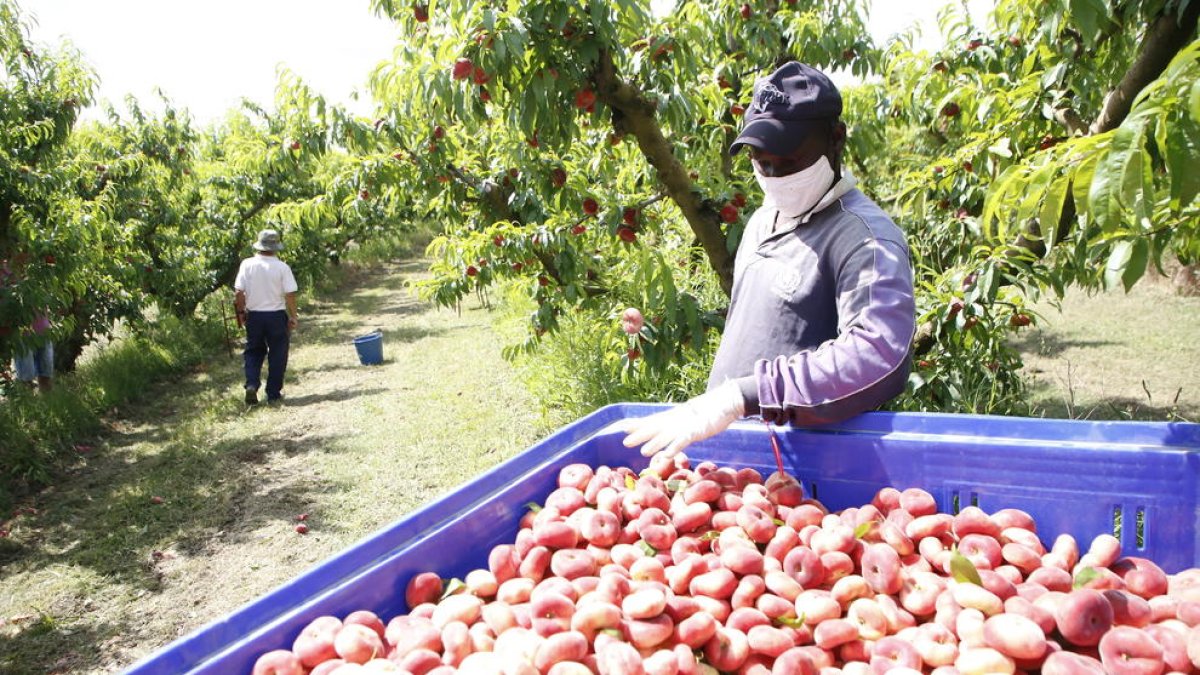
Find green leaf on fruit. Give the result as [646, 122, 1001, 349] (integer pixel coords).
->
[949, 551, 982, 586]
[440, 578, 467, 600]
[854, 521, 872, 539]
[639, 468, 656, 478]
[524, 501, 542, 513]
[1073, 566, 1101, 589]
[600, 628, 622, 638]
[666, 480, 687, 493]
[625, 475, 637, 491]
[773, 518, 786, 527]
[638, 540, 657, 556]
[773, 615, 806, 628]
[699, 530, 720, 541]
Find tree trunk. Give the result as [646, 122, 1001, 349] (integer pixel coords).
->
[595, 50, 736, 297]
[1090, 1, 1200, 134]
[54, 299, 90, 373]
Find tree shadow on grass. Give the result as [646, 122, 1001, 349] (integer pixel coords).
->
[0, 424, 352, 675]
[260, 387, 388, 408]
[1011, 331, 1119, 358]
[0, 618, 120, 675]
[0, 427, 342, 583]
[302, 319, 447, 350]
[1025, 380, 1199, 422]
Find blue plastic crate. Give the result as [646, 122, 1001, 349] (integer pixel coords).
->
[124, 405, 1200, 674]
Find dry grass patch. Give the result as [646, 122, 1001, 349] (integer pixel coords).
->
[1014, 277, 1200, 421]
[0, 261, 554, 674]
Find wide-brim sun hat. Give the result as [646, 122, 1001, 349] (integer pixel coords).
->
[253, 229, 284, 252]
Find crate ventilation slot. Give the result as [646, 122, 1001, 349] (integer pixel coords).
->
[950, 490, 979, 515]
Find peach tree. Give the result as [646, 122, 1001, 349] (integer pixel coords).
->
[365, 0, 1199, 415]
[3, 0, 409, 374]
[851, 0, 1200, 412]
[366, 0, 875, 402]
[0, 3, 95, 374]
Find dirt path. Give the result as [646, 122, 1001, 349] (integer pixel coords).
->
[0, 261, 550, 674]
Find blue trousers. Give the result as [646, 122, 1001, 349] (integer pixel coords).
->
[244, 311, 290, 399]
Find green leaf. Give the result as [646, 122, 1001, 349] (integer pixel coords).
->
[1040, 175, 1071, 249]
[1073, 566, 1101, 589]
[987, 137, 1013, 158]
[982, 165, 1023, 240]
[773, 518, 786, 527]
[1071, 151, 1101, 215]
[949, 550, 983, 586]
[699, 530, 720, 541]
[600, 627, 623, 638]
[1190, 79, 1200, 123]
[1070, 0, 1109, 45]
[666, 480, 688, 493]
[1104, 240, 1134, 290]
[854, 521, 872, 539]
[524, 501, 542, 513]
[1088, 122, 1145, 231]
[1164, 116, 1200, 207]
[440, 578, 467, 600]
[1122, 238, 1149, 292]
[773, 615, 806, 628]
[1015, 163, 1057, 230]
[638, 540, 657, 557]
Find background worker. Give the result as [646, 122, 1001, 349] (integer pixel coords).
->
[234, 229, 299, 405]
[11, 312, 54, 393]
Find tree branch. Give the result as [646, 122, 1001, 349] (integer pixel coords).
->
[594, 49, 735, 296]
[1053, 107, 1088, 137]
[1090, 2, 1200, 134]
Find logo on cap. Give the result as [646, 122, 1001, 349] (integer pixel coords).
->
[751, 82, 789, 114]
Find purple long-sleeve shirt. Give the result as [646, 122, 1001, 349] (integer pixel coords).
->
[707, 175, 915, 425]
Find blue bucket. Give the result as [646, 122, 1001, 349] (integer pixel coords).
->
[352, 330, 384, 365]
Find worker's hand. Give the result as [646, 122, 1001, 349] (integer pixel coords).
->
[619, 381, 746, 459]
[287, 316, 298, 332]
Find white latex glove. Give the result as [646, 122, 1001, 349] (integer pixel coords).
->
[620, 381, 747, 458]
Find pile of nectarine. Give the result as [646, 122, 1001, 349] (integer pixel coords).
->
[253, 451, 1200, 674]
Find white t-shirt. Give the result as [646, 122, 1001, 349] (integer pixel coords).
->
[234, 254, 298, 312]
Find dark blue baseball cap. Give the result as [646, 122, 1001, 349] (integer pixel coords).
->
[730, 61, 842, 156]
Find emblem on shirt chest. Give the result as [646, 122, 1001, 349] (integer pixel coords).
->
[770, 268, 804, 302]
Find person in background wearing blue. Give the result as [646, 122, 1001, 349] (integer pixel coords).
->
[234, 230, 299, 405]
[12, 312, 54, 393]
[621, 61, 916, 457]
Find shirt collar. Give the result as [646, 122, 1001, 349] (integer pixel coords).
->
[766, 169, 859, 235]
[800, 169, 857, 223]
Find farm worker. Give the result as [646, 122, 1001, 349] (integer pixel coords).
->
[621, 61, 916, 457]
[11, 312, 54, 393]
[234, 229, 299, 405]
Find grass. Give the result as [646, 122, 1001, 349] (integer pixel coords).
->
[0, 316, 224, 508]
[0, 260, 558, 674]
[1012, 275, 1200, 421]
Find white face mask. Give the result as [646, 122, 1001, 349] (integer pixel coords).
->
[754, 156, 836, 219]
